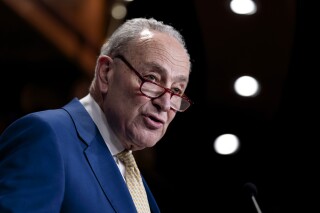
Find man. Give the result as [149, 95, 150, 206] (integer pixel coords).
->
[0, 18, 192, 212]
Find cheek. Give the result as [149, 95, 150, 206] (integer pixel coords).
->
[133, 93, 150, 106]
[123, 95, 149, 122]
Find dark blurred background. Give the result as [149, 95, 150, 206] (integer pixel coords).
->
[0, 0, 318, 212]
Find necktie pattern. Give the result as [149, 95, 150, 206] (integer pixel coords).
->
[117, 150, 151, 213]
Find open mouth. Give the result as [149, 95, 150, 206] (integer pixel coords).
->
[143, 114, 165, 129]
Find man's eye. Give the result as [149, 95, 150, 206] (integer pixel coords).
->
[144, 75, 157, 81]
[172, 88, 182, 95]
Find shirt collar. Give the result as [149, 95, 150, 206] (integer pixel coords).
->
[80, 94, 124, 156]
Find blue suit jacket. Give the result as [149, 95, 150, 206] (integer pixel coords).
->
[0, 98, 160, 213]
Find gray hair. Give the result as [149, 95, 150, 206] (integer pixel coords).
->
[100, 17, 188, 57]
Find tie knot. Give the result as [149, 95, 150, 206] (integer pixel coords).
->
[117, 150, 136, 167]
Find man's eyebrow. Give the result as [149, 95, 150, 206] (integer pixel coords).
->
[175, 75, 189, 83]
[143, 61, 189, 82]
[143, 61, 166, 73]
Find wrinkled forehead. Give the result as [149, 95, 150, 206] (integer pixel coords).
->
[127, 30, 191, 72]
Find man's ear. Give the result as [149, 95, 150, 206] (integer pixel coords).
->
[97, 55, 113, 93]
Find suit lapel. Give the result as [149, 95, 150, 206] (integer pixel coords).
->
[62, 98, 137, 212]
[84, 138, 137, 212]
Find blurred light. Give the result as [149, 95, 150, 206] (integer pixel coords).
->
[111, 3, 127, 20]
[234, 75, 260, 97]
[213, 133, 240, 155]
[230, 0, 257, 15]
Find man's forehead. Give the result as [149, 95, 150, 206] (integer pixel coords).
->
[128, 31, 190, 72]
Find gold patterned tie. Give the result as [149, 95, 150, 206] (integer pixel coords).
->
[117, 150, 151, 213]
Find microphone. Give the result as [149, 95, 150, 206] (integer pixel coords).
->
[243, 182, 263, 213]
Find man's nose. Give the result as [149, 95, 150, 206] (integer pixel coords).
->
[152, 91, 171, 111]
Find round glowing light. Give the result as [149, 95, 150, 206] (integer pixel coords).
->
[111, 4, 127, 20]
[213, 134, 240, 155]
[230, 0, 257, 15]
[234, 75, 260, 97]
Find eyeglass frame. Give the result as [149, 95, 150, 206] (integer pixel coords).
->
[113, 54, 193, 112]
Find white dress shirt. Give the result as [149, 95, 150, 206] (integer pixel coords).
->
[80, 94, 126, 179]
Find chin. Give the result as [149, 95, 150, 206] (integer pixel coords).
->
[130, 130, 161, 149]
[134, 140, 158, 151]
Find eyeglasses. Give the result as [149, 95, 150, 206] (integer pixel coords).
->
[113, 54, 193, 112]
